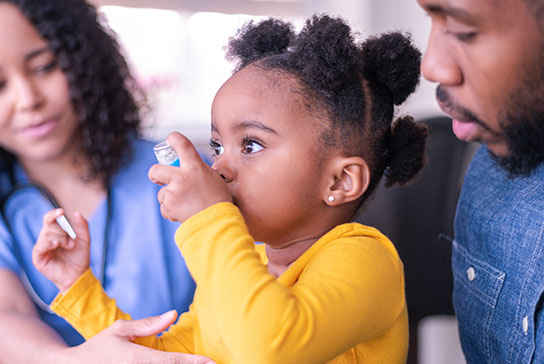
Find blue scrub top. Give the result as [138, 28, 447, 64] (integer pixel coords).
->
[0, 139, 196, 345]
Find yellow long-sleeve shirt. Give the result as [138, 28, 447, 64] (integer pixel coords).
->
[52, 202, 408, 364]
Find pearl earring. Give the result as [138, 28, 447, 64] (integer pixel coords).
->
[327, 196, 335, 202]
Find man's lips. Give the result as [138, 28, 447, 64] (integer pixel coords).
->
[451, 119, 479, 142]
[436, 98, 479, 142]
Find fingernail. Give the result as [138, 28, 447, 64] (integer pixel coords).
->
[160, 309, 176, 319]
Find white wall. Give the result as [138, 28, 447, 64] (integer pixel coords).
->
[94, 0, 445, 147]
[368, 0, 443, 120]
[306, 0, 443, 121]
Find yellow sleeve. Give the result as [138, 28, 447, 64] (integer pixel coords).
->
[176, 202, 405, 364]
[50, 268, 195, 352]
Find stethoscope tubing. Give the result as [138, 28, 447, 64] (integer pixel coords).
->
[0, 179, 110, 314]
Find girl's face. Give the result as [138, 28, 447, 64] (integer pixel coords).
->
[0, 3, 79, 165]
[210, 66, 334, 246]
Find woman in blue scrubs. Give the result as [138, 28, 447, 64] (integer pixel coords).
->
[0, 1, 204, 362]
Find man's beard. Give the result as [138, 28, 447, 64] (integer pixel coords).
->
[490, 62, 544, 177]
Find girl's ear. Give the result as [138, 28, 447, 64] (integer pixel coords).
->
[324, 156, 370, 206]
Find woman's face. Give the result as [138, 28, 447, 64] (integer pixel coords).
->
[0, 3, 79, 165]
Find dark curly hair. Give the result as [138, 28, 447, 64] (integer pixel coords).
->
[227, 15, 428, 204]
[525, 0, 544, 29]
[0, 0, 144, 187]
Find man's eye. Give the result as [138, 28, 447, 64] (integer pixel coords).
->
[454, 31, 477, 42]
[446, 29, 478, 42]
[209, 140, 224, 157]
[242, 140, 263, 154]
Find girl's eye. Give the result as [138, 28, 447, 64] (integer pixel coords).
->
[209, 140, 224, 157]
[242, 139, 264, 154]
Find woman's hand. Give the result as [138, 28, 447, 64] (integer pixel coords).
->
[148, 132, 232, 223]
[62, 311, 215, 364]
[32, 209, 90, 293]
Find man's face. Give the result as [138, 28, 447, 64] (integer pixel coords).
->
[418, 0, 544, 176]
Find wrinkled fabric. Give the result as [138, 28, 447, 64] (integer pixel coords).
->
[454, 145, 544, 364]
[53, 202, 408, 364]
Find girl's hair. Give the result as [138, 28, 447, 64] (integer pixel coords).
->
[0, 0, 144, 187]
[226, 15, 428, 204]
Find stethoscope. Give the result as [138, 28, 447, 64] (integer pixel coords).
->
[0, 167, 111, 314]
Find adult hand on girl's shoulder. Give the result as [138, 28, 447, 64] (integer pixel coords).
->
[149, 132, 232, 223]
[32, 209, 90, 293]
[61, 311, 216, 364]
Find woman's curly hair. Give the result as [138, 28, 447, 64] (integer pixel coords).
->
[227, 15, 428, 203]
[0, 0, 144, 187]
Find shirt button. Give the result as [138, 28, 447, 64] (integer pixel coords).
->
[523, 316, 529, 334]
[466, 267, 476, 281]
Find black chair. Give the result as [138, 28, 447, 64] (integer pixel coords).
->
[353, 116, 477, 363]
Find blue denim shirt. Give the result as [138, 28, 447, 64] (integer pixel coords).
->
[453, 145, 544, 364]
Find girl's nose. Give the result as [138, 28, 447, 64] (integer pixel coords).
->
[15, 76, 45, 112]
[211, 157, 234, 183]
[421, 27, 463, 86]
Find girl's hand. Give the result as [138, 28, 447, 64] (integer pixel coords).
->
[32, 209, 91, 293]
[148, 132, 232, 223]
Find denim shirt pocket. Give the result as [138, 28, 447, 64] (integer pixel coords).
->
[452, 240, 506, 363]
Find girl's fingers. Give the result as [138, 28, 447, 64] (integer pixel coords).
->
[148, 164, 177, 186]
[73, 211, 90, 245]
[33, 236, 64, 263]
[42, 208, 65, 225]
[38, 221, 69, 242]
[35, 230, 68, 253]
[148, 132, 206, 187]
[166, 132, 201, 163]
[45, 231, 69, 244]
[61, 239, 75, 249]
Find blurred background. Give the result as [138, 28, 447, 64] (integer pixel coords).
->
[87, 0, 441, 149]
[87, 1, 473, 363]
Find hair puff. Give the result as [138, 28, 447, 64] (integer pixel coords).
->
[384, 116, 428, 187]
[226, 18, 294, 72]
[361, 32, 421, 105]
[289, 15, 362, 96]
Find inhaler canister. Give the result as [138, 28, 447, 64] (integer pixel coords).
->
[153, 140, 180, 166]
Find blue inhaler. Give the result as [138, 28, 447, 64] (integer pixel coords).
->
[153, 140, 180, 166]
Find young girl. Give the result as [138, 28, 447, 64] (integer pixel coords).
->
[33, 15, 427, 364]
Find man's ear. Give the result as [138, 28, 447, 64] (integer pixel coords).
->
[324, 156, 370, 206]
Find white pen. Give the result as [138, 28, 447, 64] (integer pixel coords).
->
[56, 214, 77, 240]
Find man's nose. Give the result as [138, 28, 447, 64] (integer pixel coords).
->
[421, 26, 463, 86]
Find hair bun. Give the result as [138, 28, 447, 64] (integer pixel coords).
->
[226, 18, 294, 71]
[290, 15, 361, 94]
[361, 32, 421, 105]
[384, 116, 428, 187]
